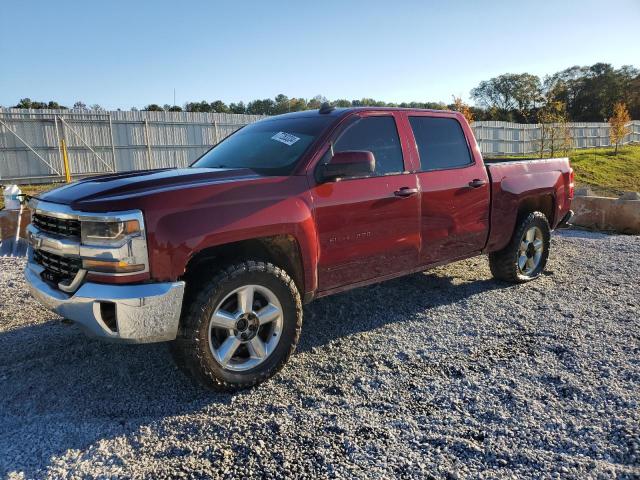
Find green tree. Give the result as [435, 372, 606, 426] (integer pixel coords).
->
[143, 104, 164, 111]
[229, 102, 246, 114]
[471, 73, 542, 122]
[210, 100, 229, 113]
[332, 99, 351, 107]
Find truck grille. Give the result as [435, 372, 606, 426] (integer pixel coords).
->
[33, 249, 82, 282]
[32, 214, 81, 238]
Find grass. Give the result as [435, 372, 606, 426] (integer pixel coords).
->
[1, 145, 639, 209]
[568, 145, 640, 197]
[0, 183, 61, 210]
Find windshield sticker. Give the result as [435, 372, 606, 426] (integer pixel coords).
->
[271, 131, 300, 146]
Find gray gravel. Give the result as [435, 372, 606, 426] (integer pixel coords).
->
[1, 230, 639, 479]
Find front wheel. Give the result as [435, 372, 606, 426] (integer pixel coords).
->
[489, 211, 551, 283]
[172, 261, 302, 391]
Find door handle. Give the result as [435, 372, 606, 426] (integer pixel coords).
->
[468, 179, 486, 188]
[394, 187, 419, 197]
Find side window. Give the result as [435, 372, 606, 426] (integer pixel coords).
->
[333, 116, 404, 176]
[409, 116, 473, 171]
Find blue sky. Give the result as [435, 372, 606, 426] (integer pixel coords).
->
[1, 0, 638, 109]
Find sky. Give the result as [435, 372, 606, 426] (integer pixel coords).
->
[1, 0, 639, 110]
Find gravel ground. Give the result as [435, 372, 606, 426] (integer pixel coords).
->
[1, 230, 639, 479]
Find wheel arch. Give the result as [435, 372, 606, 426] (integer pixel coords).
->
[181, 234, 306, 303]
[516, 193, 555, 226]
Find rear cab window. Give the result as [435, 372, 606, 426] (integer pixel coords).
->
[409, 116, 473, 171]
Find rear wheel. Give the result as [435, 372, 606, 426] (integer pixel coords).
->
[172, 261, 302, 391]
[489, 211, 550, 283]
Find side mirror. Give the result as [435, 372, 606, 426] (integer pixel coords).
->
[319, 150, 375, 182]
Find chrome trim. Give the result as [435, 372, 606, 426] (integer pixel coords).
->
[27, 224, 80, 256]
[29, 198, 144, 224]
[58, 269, 87, 293]
[25, 261, 185, 343]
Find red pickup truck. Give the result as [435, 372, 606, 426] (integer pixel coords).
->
[25, 106, 574, 390]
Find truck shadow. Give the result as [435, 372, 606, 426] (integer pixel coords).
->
[0, 269, 506, 477]
[299, 270, 503, 353]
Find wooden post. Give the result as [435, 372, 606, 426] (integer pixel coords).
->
[61, 139, 71, 183]
[144, 119, 153, 169]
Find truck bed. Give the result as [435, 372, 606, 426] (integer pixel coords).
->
[483, 157, 572, 253]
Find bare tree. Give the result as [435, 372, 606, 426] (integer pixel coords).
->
[609, 102, 631, 155]
[537, 101, 572, 157]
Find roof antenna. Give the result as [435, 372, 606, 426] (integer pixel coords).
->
[319, 102, 335, 114]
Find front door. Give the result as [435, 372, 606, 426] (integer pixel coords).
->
[311, 113, 421, 291]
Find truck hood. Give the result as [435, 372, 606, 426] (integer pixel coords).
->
[37, 167, 261, 208]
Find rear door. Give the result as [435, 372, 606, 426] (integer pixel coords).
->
[404, 113, 490, 265]
[310, 112, 421, 291]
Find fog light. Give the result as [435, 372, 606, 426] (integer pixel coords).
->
[99, 301, 117, 333]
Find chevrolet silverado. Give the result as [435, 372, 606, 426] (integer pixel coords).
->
[25, 106, 574, 390]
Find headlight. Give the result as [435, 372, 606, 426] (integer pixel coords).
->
[78, 211, 149, 277]
[81, 220, 140, 246]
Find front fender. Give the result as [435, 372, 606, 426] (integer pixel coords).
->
[145, 176, 319, 294]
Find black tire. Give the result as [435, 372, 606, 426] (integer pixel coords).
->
[171, 261, 302, 391]
[489, 211, 551, 283]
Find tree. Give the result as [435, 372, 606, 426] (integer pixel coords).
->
[273, 94, 290, 114]
[307, 95, 328, 110]
[185, 101, 211, 112]
[609, 102, 631, 155]
[229, 102, 246, 114]
[210, 100, 229, 113]
[471, 73, 542, 122]
[143, 104, 164, 111]
[332, 99, 351, 107]
[167, 105, 182, 112]
[451, 96, 474, 124]
[14, 98, 67, 110]
[73, 101, 88, 110]
[90, 104, 104, 111]
[247, 98, 276, 115]
[537, 101, 571, 157]
[544, 63, 639, 121]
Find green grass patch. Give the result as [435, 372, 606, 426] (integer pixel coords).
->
[568, 145, 640, 197]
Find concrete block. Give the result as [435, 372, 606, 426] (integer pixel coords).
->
[572, 195, 640, 234]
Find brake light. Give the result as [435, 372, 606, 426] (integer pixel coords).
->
[568, 168, 575, 199]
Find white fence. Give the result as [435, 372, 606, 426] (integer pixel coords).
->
[0, 109, 264, 182]
[1, 108, 639, 183]
[472, 120, 640, 156]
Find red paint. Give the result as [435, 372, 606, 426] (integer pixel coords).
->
[37, 108, 573, 301]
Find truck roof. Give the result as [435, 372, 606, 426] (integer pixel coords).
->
[265, 106, 458, 121]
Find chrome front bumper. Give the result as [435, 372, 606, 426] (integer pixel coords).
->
[25, 260, 185, 343]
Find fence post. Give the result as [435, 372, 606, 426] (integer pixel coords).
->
[144, 119, 153, 169]
[213, 120, 219, 144]
[108, 113, 117, 172]
[54, 116, 64, 173]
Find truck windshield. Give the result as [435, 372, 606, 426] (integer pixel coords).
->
[191, 116, 334, 175]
